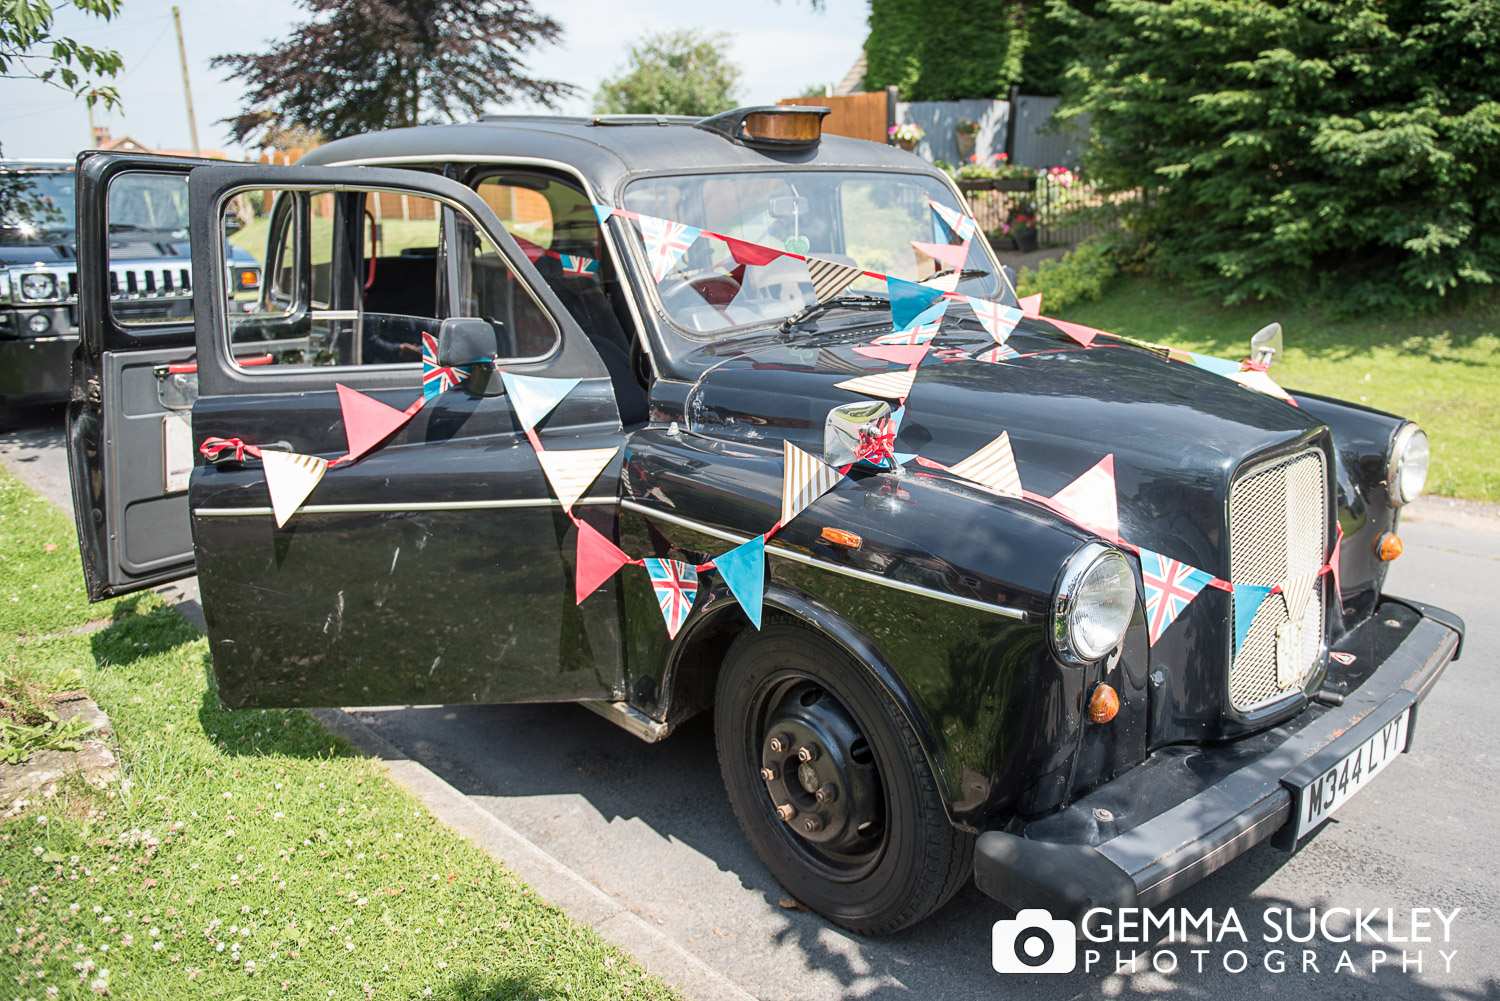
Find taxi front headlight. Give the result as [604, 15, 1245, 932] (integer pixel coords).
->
[20, 273, 55, 301]
[1387, 423, 1429, 507]
[1052, 544, 1136, 665]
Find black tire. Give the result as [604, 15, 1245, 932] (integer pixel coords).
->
[714, 616, 974, 935]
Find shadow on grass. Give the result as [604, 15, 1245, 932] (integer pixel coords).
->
[88, 595, 202, 667]
[194, 655, 365, 763]
[445, 969, 590, 1000]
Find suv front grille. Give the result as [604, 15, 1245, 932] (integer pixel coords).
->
[1227, 448, 1328, 712]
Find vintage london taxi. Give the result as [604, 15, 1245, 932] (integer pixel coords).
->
[66, 107, 1463, 935]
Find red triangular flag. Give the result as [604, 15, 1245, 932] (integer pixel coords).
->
[724, 236, 785, 267]
[1047, 454, 1119, 542]
[1019, 292, 1043, 317]
[910, 240, 970, 270]
[1046, 317, 1101, 347]
[337, 383, 420, 463]
[509, 232, 547, 263]
[852, 343, 931, 367]
[575, 519, 632, 604]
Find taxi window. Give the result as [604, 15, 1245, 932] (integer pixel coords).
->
[622, 170, 1000, 336]
[223, 184, 558, 370]
[105, 172, 197, 327]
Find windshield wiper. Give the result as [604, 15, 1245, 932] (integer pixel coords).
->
[108, 223, 146, 233]
[919, 268, 990, 284]
[778, 294, 889, 334]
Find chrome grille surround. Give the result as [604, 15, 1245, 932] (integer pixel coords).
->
[1228, 447, 1328, 712]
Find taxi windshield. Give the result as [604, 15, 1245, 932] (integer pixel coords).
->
[622, 170, 999, 335]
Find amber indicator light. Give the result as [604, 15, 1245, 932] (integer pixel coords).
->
[821, 527, 862, 549]
[1087, 684, 1120, 724]
[240, 270, 260, 288]
[743, 112, 821, 143]
[1376, 532, 1403, 561]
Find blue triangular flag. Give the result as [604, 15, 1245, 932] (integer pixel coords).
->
[886, 276, 946, 332]
[1232, 583, 1274, 653]
[1188, 352, 1242, 377]
[500, 371, 580, 431]
[714, 536, 766, 629]
[592, 204, 615, 225]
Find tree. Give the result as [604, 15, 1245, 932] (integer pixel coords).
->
[863, 0, 1026, 101]
[1053, 0, 1500, 312]
[594, 30, 742, 117]
[0, 0, 123, 110]
[213, 0, 575, 145]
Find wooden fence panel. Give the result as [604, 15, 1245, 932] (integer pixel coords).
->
[777, 93, 889, 144]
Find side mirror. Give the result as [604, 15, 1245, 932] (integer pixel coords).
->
[1250, 322, 1283, 368]
[824, 399, 892, 468]
[437, 317, 501, 367]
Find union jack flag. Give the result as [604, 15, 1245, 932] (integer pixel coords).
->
[636, 215, 702, 282]
[872, 313, 945, 346]
[971, 344, 1020, 364]
[556, 252, 599, 276]
[644, 558, 699, 638]
[421, 331, 472, 401]
[1140, 547, 1213, 646]
[929, 199, 978, 241]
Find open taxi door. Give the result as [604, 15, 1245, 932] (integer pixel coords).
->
[66, 152, 211, 599]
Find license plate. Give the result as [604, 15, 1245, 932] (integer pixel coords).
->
[1293, 706, 1410, 839]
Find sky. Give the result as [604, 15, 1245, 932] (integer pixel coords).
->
[0, 0, 869, 161]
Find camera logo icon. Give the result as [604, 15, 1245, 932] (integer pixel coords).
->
[992, 908, 1077, 974]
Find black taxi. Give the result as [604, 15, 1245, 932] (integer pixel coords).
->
[66, 107, 1463, 934]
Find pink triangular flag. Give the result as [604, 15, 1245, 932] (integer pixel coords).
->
[1046, 317, 1101, 347]
[575, 520, 632, 604]
[1019, 292, 1042, 317]
[910, 239, 970, 271]
[337, 384, 421, 463]
[1047, 454, 1119, 542]
[852, 343, 931, 367]
[1329, 530, 1343, 603]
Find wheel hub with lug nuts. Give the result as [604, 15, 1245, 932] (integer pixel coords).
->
[759, 681, 883, 855]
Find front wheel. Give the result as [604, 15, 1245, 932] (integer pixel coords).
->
[714, 618, 973, 935]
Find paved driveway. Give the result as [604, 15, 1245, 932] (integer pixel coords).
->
[5, 405, 1496, 1000]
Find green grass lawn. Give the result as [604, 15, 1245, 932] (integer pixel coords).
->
[1050, 275, 1500, 502]
[0, 470, 677, 1000]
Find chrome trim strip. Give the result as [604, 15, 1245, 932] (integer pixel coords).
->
[195, 495, 618, 516]
[620, 498, 1027, 620]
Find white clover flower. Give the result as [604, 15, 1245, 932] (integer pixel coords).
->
[152, 941, 164, 951]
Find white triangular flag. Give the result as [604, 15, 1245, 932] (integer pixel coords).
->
[782, 441, 843, 525]
[833, 369, 917, 401]
[949, 431, 1023, 498]
[261, 450, 328, 527]
[1281, 571, 1317, 621]
[1227, 368, 1293, 402]
[536, 446, 619, 513]
[1047, 454, 1120, 542]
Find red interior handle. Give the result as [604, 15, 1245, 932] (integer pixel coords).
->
[165, 354, 274, 375]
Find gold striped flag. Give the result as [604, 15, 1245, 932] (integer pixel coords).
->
[833, 369, 917, 401]
[536, 446, 619, 513]
[1280, 571, 1318, 621]
[805, 256, 864, 303]
[949, 431, 1023, 498]
[782, 441, 843, 525]
[261, 450, 328, 527]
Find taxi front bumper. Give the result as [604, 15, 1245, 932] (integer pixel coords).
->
[973, 596, 1464, 920]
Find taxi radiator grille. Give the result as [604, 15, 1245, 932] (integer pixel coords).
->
[1227, 448, 1327, 712]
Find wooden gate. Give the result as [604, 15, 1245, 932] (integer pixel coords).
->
[777, 92, 890, 144]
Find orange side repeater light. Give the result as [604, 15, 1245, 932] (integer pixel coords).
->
[821, 527, 862, 549]
[1087, 684, 1120, 724]
[1376, 532, 1403, 561]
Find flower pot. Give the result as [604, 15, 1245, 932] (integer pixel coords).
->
[1014, 230, 1039, 253]
[896, 137, 918, 152]
[956, 132, 976, 159]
